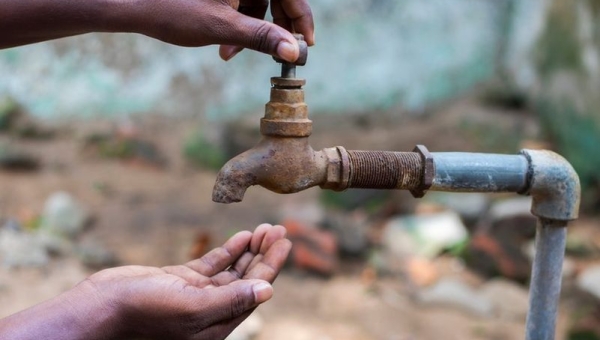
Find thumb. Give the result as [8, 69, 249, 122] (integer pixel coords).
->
[218, 10, 300, 62]
[195, 279, 273, 325]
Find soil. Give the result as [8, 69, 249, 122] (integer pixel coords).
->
[0, 97, 583, 339]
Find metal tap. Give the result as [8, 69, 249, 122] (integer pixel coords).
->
[211, 33, 581, 340]
[211, 36, 432, 203]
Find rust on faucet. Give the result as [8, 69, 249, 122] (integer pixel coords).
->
[212, 34, 430, 203]
[212, 75, 350, 203]
[211, 75, 429, 203]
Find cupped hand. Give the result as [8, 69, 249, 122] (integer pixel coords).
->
[79, 224, 291, 340]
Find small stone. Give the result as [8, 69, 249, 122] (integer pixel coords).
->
[383, 210, 468, 259]
[577, 265, 600, 300]
[40, 192, 89, 238]
[566, 233, 599, 258]
[283, 219, 338, 276]
[0, 228, 48, 268]
[0, 145, 40, 172]
[188, 232, 212, 260]
[562, 258, 577, 279]
[322, 211, 369, 257]
[566, 304, 600, 340]
[318, 278, 367, 318]
[488, 197, 533, 221]
[465, 233, 531, 283]
[486, 198, 537, 246]
[256, 319, 325, 340]
[256, 319, 370, 340]
[75, 242, 118, 269]
[404, 257, 439, 287]
[280, 202, 325, 227]
[425, 192, 489, 222]
[418, 278, 493, 317]
[37, 230, 73, 256]
[480, 278, 529, 320]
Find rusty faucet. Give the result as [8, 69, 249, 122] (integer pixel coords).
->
[212, 34, 322, 203]
[212, 35, 432, 203]
[211, 32, 581, 340]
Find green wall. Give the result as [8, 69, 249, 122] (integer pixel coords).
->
[0, 0, 506, 120]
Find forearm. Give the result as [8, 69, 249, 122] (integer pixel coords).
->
[0, 281, 122, 340]
[0, 0, 141, 49]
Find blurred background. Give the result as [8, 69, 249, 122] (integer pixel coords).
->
[1, 0, 600, 339]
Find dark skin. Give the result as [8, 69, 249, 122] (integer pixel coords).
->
[0, 0, 315, 61]
[0, 224, 292, 339]
[0, 1, 313, 338]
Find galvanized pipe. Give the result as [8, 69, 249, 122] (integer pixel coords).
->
[525, 219, 567, 340]
[430, 152, 530, 193]
[346, 150, 422, 190]
[212, 56, 581, 339]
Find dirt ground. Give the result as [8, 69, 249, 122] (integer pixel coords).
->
[0, 97, 583, 339]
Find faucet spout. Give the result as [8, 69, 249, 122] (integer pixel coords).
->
[212, 137, 328, 203]
[211, 153, 259, 204]
[213, 71, 334, 204]
[212, 59, 433, 203]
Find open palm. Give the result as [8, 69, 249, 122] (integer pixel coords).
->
[84, 224, 291, 340]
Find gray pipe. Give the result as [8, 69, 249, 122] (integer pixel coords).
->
[521, 150, 579, 340]
[430, 152, 529, 193]
[525, 219, 567, 340]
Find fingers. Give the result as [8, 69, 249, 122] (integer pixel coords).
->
[244, 238, 292, 283]
[208, 251, 254, 286]
[216, 7, 300, 62]
[219, 0, 269, 61]
[260, 225, 287, 254]
[219, 45, 244, 61]
[182, 224, 290, 288]
[185, 231, 252, 277]
[249, 223, 271, 254]
[209, 224, 287, 286]
[191, 279, 272, 327]
[271, 0, 315, 45]
[162, 265, 213, 287]
[217, 0, 313, 61]
[250, 224, 287, 254]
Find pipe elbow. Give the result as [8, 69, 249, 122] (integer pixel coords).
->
[521, 149, 581, 221]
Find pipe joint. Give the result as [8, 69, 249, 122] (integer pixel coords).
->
[320, 146, 350, 191]
[521, 149, 581, 222]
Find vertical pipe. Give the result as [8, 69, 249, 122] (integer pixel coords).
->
[525, 219, 567, 340]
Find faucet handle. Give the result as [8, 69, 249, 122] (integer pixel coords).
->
[273, 33, 308, 68]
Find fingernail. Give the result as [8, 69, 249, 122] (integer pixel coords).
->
[223, 51, 240, 61]
[276, 41, 297, 62]
[252, 282, 273, 303]
[220, 45, 243, 61]
[222, 49, 241, 61]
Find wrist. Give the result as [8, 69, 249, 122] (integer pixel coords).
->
[67, 279, 127, 339]
[94, 0, 147, 34]
[0, 279, 124, 340]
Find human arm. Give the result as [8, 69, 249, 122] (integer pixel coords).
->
[0, 0, 314, 62]
[0, 224, 291, 340]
